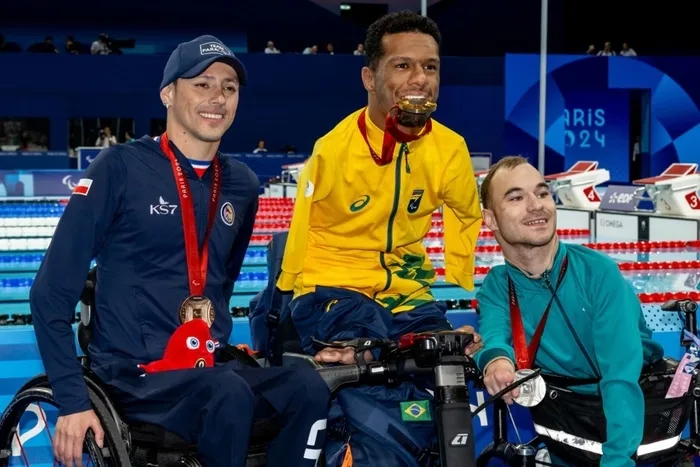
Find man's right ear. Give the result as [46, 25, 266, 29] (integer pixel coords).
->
[361, 66, 375, 94]
[160, 85, 173, 109]
[482, 209, 498, 233]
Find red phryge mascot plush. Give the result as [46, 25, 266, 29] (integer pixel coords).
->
[138, 318, 217, 373]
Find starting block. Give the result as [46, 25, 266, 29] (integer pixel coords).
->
[633, 163, 700, 217]
[281, 162, 305, 184]
[544, 161, 610, 209]
[475, 170, 488, 188]
[475, 171, 488, 205]
[265, 161, 306, 198]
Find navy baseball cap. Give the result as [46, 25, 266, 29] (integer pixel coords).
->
[160, 35, 248, 90]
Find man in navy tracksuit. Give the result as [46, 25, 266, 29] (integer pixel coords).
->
[30, 35, 329, 467]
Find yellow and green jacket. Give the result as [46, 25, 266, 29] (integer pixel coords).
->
[277, 107, 482, 313]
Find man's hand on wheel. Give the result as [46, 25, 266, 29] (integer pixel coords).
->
[483, 359, 519, 405]
[314, 347, 374, 365]
[454, 325, 483, 356]
[54, 409, 104, 467]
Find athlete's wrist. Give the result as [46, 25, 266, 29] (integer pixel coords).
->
[483, 357, 514, 376]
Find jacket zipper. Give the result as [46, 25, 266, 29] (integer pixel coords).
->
[405, 147, 411, 174]
[386, 143, 407, 253]
[378, 143, 409, 296]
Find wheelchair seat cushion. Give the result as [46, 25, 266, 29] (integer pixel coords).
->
[128, 422, 194, 450]
[127, 416, 281, 452]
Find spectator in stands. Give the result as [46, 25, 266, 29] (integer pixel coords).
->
[253, 140, 267, 153]
[65, 36, 81, 55]
[585, 44, 596, 55]
[123, 131, 135, 143]
[620, 42, 637, 56]
[17, 135, 32, 150]
[0, 34, 22, 53]
[303, 45, 317, 54]
[95, 126, 117, 147]
[28, 36, 59, 54]
[597, 41, 616, 56]
[91, 33, 111, 55]
[326, 43, 334, 54]
[354, 43, 365, 55]
[265, 41, 280, 53]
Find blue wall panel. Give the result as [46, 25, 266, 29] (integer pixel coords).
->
[0, 54, 506, 158]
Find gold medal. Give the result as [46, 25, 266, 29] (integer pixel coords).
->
[179, 295, 215, 327]
[397, 96, 437, 115]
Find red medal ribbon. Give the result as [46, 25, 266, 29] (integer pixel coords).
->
[357, 107, 432, 166]
[159, 132, 221, 296]
[508, 256, 569, 370]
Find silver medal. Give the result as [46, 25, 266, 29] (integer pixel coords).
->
[513, 369, 546, 407]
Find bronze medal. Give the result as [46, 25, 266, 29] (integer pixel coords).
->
[179, 295, 215, 327]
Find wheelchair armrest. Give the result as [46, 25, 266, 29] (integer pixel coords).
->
[637, 357, 682, 387]
[218, 344, 261, 368]
[643, 356, 681, 375]
[77, 322, 92, 356]
[281, 352, 323, 370]
[642, 357, 681, 373]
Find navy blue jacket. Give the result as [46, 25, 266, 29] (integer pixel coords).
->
[30, 135, 259, 416]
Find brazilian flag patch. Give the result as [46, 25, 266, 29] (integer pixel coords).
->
[400, 400, 432, 422]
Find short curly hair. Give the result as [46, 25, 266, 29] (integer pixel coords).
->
[365, 10, 441, 71]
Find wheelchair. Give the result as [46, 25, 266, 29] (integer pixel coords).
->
[253, 232, 700, 466]
[0, 267, 280, 467]
[477, 297, 700, 467]
[0, 264, 498, 467]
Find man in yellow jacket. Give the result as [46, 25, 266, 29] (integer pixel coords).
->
[275, 10, 484, 467]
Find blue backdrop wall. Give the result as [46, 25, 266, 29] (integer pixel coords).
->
[0, 53, 504, 163]
[6, 53, 700, 181]
[505, 54, 700, 181]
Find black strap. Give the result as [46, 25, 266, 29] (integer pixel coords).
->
[539, 372, 601, 388]
[550, 293, 602, 380]
[386, 424, 438, 466]
[542, 358, 678, 392]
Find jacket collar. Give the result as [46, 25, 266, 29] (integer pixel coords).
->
[362, 107, 429, 157]
[504, 240, 567, 292]
[167, 139, 220, 181]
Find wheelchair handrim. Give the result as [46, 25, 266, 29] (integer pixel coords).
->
[0, 386, 131, 467]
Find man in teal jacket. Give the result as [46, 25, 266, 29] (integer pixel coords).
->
[474, 156, 664, 466]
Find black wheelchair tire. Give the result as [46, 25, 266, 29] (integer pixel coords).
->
[0, 386, 132, 467]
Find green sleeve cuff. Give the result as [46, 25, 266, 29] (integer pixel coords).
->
[476, 348, 513, 371]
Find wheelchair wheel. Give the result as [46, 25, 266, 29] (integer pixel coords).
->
[0, 386, 131, 467]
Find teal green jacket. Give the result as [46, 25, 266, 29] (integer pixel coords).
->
[474, 241, 664, 466]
